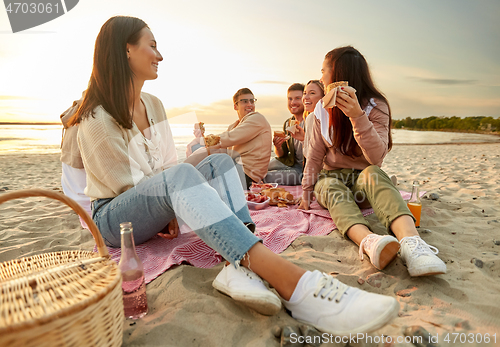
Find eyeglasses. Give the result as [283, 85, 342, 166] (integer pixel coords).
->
[236, 98, 257, 105]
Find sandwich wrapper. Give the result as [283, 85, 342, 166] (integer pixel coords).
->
[285, 124, 297, 134]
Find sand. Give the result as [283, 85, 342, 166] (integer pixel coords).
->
[1, 143, 499, 347]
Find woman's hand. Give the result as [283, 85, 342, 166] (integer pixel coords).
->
[157, 218, 179, 239]
[336, 86, 364, 118]
[290, 125, 305, 141]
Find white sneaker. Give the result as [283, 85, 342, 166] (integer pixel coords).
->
[283, 271, 399, 336]
[212, 264, 282, 315]
[359, 234, 400, 270]
[399, 236, 447, 276]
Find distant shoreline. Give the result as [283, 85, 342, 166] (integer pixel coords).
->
[1, 122, 499, 137]
[0, 122, 61, 126]
[396, 127, 500, 137]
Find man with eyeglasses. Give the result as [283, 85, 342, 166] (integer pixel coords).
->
[264, 83, 305, 185]
[203, 88, 272, 189]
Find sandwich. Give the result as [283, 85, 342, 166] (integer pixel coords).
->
[261, 187, 295, 206]
[323, 81, 349, 109]
[204, 134, 220, 147]
[274, 131, 290, 140]
[325, 81, 348, 94]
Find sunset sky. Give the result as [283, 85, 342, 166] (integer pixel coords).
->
[1, 0, 499, 125]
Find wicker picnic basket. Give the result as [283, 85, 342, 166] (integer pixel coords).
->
[0, 189, 124, 347]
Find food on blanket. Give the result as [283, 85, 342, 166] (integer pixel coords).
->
[251, 183, 274, 189]
[262, 187, 295, 205]
[250, 182, 278, 193]
[246, 192, 268, 203]
[325, 81, 348, 94]
[204, 134, 220, 147]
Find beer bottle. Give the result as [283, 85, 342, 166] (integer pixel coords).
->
[407, 181, 422, 228]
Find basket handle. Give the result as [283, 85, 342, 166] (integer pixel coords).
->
[0, 189, 109, 258]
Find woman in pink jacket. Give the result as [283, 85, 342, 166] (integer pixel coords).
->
[299, 46, 446, 277]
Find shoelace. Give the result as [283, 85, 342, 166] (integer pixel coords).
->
[313, 273, 348, 303]
[358, 234, 379, 261]
[238, 266, 263, 283]
[401, 236, 439, 258]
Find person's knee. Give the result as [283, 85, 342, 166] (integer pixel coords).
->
[317, 176, 342, 191]
[363, 165, 382, 175]
[207, 153, 234, 170]
[168, 162, 197, 178]
[318, 183, 350, 207]
[210, 153, 232, 163]
[358, 165, 384, 187]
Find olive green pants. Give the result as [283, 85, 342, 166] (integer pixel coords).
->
[314, 165, 414, 237]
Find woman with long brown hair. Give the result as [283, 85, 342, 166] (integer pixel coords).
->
[71, 18, 398, 335]
[299, 46, 446, 277]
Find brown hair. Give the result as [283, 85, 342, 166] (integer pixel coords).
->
[324, 46, 392, 157]
[306, 80, 325, 96]
[287, 83, 305, 93]
[233, 88, 254, 104]
[70, 16, 148, 128]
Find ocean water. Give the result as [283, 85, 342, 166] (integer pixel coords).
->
[0, 124, 498, 155]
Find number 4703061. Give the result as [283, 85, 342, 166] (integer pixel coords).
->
[443, 333, 496, 344]
[6, 2, 60, 14]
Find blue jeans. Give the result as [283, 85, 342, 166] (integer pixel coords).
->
[92, 154, 260, 265]
[264, 158, 303, 186]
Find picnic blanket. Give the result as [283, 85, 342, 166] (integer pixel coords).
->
[100, 187, 415, 284]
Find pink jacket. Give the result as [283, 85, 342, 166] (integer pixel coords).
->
[302, 99, 390, 201]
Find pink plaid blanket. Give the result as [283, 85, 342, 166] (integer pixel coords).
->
[100, 187, 414, 284]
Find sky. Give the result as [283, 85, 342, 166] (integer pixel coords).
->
[0, 0, 499, 125]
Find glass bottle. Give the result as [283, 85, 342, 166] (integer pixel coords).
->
[118, 222, 148, 319]
[407, 181, 422, 228]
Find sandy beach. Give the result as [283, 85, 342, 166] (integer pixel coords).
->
[1, 143, 499, 346]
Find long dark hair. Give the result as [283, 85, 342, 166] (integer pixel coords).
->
[325, 46, 392, 157]
[70, 16, 148, 128]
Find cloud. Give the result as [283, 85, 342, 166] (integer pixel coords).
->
[0, 95, 36, 100]
[166, 96, 288, 126]
[390, 91, 500, 119]
[253, 80, 291, 85]
[409, 77, 478, 85]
